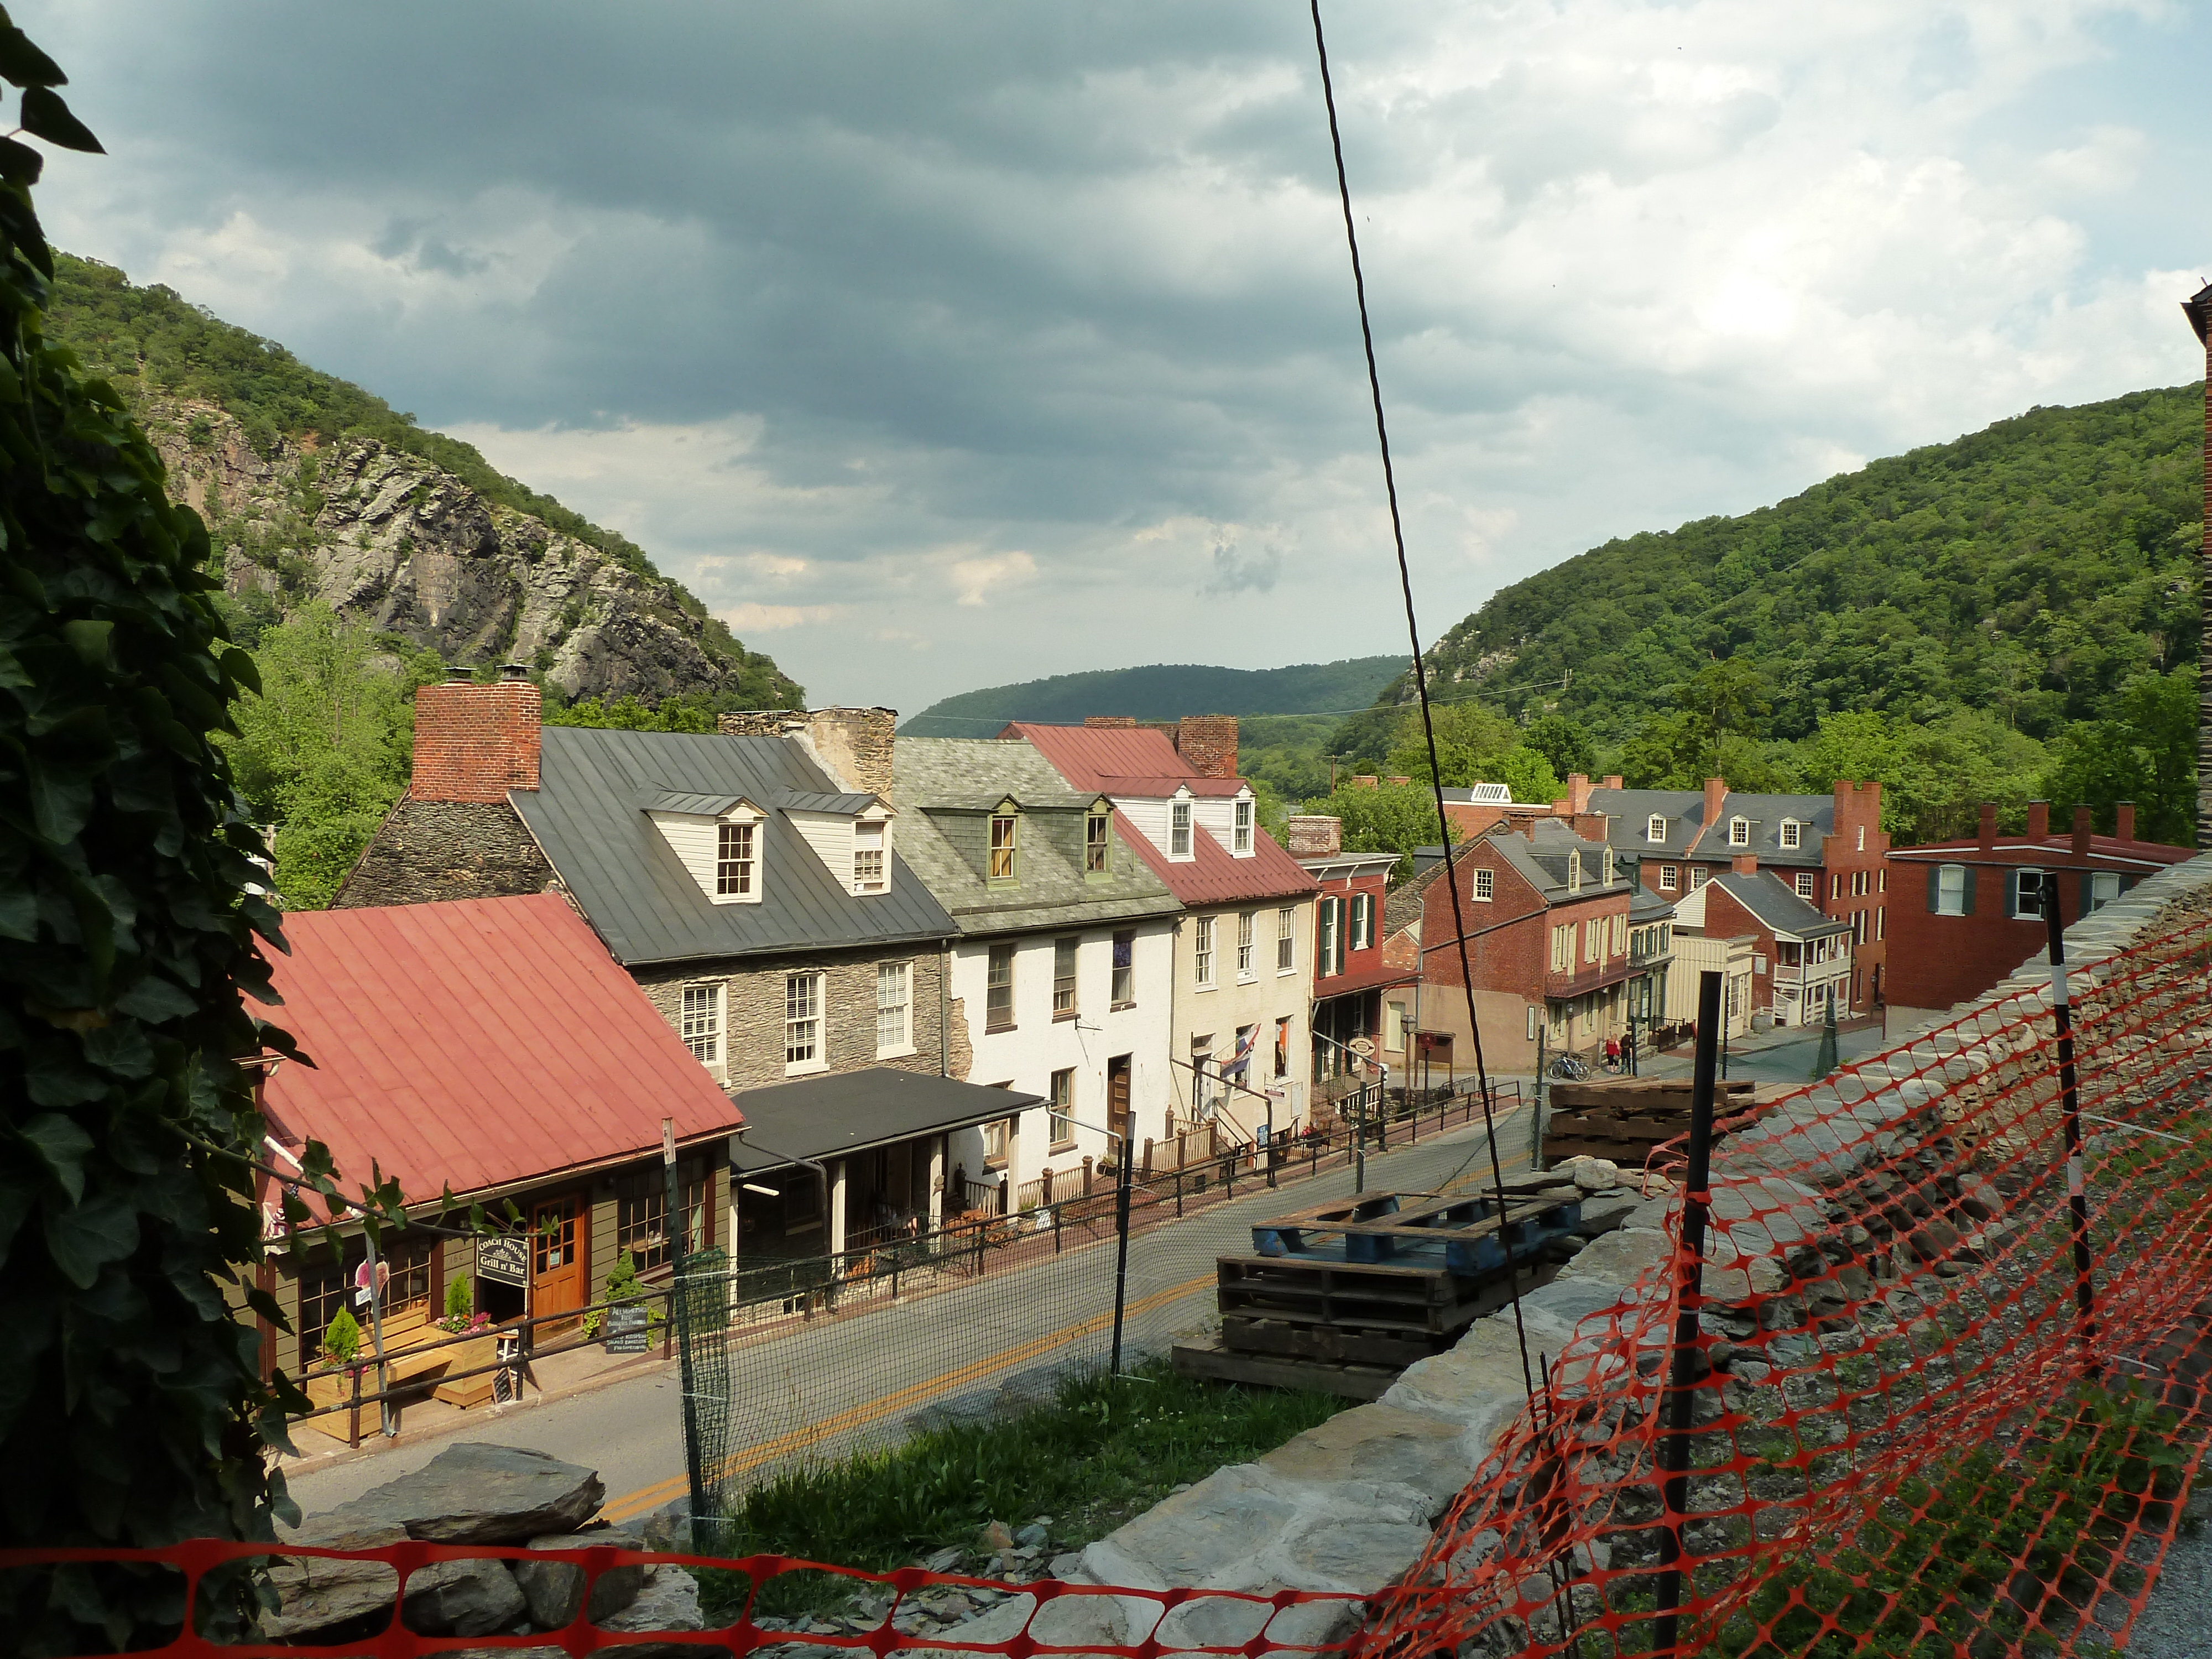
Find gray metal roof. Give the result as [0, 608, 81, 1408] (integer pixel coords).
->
[778, 790, 881, 815]
[1588, 787, 1833, 867]
[891, 738, 1183, 937]
[1703, 870, 1850, 938]
[512, 727, 958, 967]
[729, 1067, 1045, 1172]
[648, 790, 748, 817]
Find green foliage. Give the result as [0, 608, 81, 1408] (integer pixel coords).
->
[0, 24, 306, 1642]
[1344, 384, 2205, 842]
[2038, 666, 2197, 843]
[1302, 782, 1458, 880]
[605, 1249, 643, 1301]
[1524, 713, 1595, 779]
[699, 1359, 1345, 1620]
[1378, 704, 1565, 807]
[442, 1275, 471, 1323]
[321, 1307, 362, 1365]
[900, 656, 1405, 737]
[218, 603, 439, 908]
[1788, 706, 2049, 839]
[546, 692, 718, 733]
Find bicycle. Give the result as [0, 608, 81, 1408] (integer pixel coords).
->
[1548, 1052, 1592, 1082]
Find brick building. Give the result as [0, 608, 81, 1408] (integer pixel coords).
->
[1580, 775, 1892, 1013]
[1405, 820, 1676, 1073]
[1885, 801, 2193, 1025]
[1285, 815, 1414, 1100]
[1670, 864, 1853, 1028]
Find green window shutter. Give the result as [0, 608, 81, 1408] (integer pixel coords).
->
[1962, 867, 1978, 915]
[1926, 864, 1940, 912]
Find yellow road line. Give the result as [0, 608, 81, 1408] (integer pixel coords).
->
[601, 1269, 1217, 1524]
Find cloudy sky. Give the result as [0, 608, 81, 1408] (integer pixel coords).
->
[19, 2, 2211, 714]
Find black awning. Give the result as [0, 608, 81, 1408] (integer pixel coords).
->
[729, 1067, 1045, 1173]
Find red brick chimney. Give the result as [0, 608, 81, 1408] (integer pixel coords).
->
[1732, 853, 1758, 875]
[1350, 774, 1379, 790]
[2117, 801, 2137, 841]
[2072, 804, 2092, 858]
[1567, 773, 1593, 815]
[1601, 774, 1623, 790]
[2026, 800, 2049, 839]
[1978, 803, 1997, 853]
[1173, 714, 1239, 780]
[1702, 778, 1727, 833]
[1285, 815, 1343, 858]
[411, 670, 541, 803]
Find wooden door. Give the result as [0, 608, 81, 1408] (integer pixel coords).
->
[530, 1196, 584, 1322]
[1108, 1056, 1132, 1150]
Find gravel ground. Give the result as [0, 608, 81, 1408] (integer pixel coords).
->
[2130, 1494, 2212, 1658]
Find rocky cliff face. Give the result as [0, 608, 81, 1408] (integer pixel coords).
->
[145, 398, 778, 705]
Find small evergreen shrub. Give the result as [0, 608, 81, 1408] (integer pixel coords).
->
[322, 1308, 362, 1365]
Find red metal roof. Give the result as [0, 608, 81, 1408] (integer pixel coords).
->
[1002, 724, 1244, 795]
[254, 895, 740, 1208]
[1888, 835, 2191, 869]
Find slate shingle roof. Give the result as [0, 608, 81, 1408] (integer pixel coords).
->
[1587, 787, 1834, 867]
[1703, 870, 1850, 937]
[510, 727, 957, 967]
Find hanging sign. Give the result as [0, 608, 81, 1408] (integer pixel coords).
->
[476, 1234, 529, 1288]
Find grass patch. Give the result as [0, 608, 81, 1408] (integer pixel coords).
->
[697, 1358, 1348, 1622]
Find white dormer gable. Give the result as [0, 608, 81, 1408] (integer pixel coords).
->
[1166, 787, 1196, 862]
[1567, 848, 1582, 893]
[1603, 845, 1616, 886]
[1646, 813, 1667, 843]
[1230, 787, 1255, 858]
[783, 792, 897, 896]
[646, 793, 766, 906]
[1779, 817, 1802, 850]
[1728, 815, 1750, 848]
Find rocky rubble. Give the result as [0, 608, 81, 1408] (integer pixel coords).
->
[267, 1443, 707, 1653]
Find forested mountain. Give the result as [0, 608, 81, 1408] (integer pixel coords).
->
[902, 656, 1403, 735]
[46, 253, 801, 709]
[1323, 384, 2202, 849]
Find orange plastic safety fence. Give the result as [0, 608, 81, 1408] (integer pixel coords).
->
[1353, 920, 2212, 1659]
[0, 1538, 1363, 1659]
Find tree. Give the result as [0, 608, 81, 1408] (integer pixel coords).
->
[2039, 667, 2196, 846]
[0, 23, 305, 1647]
[1523, 714, 1595, 780]
[1381, 703, 1563, 805]
[1674, 658, 1772, 781]
[1300, 782, 1457, 881]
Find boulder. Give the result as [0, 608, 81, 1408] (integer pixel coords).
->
[595, 1566, 714, 1659]
[313, 1444, 605, 1545]
[401, 1557, 528, 1637]
[1258, 1404, 1474, 1517]
[513, 1527, 646, 1629]
[259, 1520, 406, 1641]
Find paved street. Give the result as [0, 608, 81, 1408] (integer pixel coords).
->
[284, 1105, 1541, 1526]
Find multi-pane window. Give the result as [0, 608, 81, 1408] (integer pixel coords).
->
[1350, 893, 1373, 951]
[1584, 920, 1600, 963]
[986, 943, 1016, 1029]
[1111, 929, 1135, 1006]
[1729, 817, 1750, 848]
[1780, 820, 1801, 850]
[1194, 916, 1216, 986]
[785, 973, 822, 1066]
[716, 822, 755, 896]
[1602, 847, 1615, 886]
[1086, 811, 1111, 873]
[1567, 850, 1582, 893]
[382, 1233, 435, 1319]
[1170, 800, 1193, 858]
[2088, 870, 2122, 912]
[1048, 1068, 1075, 1145]
[681, 983, 723, 1066]
[1658, 864, 1678, 892]
[1936, 864, 1969, 915]
[1053, 936, 1078, 1017]
[1550, 925, 1571, 972]
[2012, 868, 2048, 920]
[1316, 900, 1340, 978]
[1795, 872, 1816, 900]
[1690, 867, 1707, 888]
[1852, 869, 1870, 897]
[983, 1118, 1010, 1164]
[1646, 815, 1666, 843]
[1276, 906, 1295, 971]
[615, 1160, 707, 1272]
[1237, 911, 1256, 978]
[876, 961, 911, 1052]
[989, 813, 1019, 880]
[1233, 799, 1254, 854]
[852, 821, 886, 893]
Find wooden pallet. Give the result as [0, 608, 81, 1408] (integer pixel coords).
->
[1543, 1078, 1756, 1164]
[1171, 1335, 1399, 1401]
[1248, 1187, 1584, 1277]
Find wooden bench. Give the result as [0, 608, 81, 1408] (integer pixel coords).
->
[301, 1307, 499, 1433]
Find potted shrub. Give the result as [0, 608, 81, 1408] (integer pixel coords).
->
[306, 1307, 364, 1412]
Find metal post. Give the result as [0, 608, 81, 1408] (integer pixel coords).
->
[1652, 971, 1723, 1656]
[361, 1228, 395, 1439]
[1353, 1080, 1366, 1194]
[665, 1119, 708, 1532]
[1109, 1133, 1135, 1376]
[2044, 896, 2096, 1374]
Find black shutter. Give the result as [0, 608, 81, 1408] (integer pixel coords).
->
[1926, 864, 1940, 912]
[1962, 866, 1978, 916]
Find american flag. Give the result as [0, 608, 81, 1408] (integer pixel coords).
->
[1221, 1026, 1259, 1078]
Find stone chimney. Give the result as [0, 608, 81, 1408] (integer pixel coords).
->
[1084, 715, 1138, 728]
[2072, 804, 2093, 858]
[2026, 800, 2049, 839]
[1566, 773, 1593, 815]
[1732, 853, 1758, 875]
[2117, 801, 2137, 841]
[411, 673, 542, 803]
[1978, 803, 1997, 854]
[1173, 714, 1239, 780]
[718, 707, 897, 797]
[1702, 778, 1727, 832]
[1285, 815, 1343, 859]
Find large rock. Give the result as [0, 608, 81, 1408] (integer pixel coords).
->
[1384, 1318, 1553, 1459]
[594, 1566, 717, 1659]
[513, 1527, 646, 1629]
[1258, 1404, 1474, 1516]
[310, 1444, 606, 1546]
[401, 1557, 528, 1637]
[259, 1520, 406, 1641]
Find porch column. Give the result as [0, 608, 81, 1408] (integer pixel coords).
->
[928, 1136, 946, 1228]
[829, 1160, 848, 1256]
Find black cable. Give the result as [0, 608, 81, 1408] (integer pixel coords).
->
[1307, 0, 1543, 1425]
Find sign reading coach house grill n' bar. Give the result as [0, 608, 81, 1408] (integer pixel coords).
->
[245, 893, 743, 1416]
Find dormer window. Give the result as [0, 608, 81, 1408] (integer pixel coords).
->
[852, 820, 886, 893]
[1568, 849, 1582, 894]
[1233, 797, 1254, 855]
[716, 822, 755, 896]
[989, 811, 1019, 881]
[1170, 799, 1193, 860]
[1086, 806, 1111, 874]
[1729, 816, 1750, 848]
[1646, 815, 1666, 843]
[1603, 846, 1615, 886]
[1780, 819, 1801, 851]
